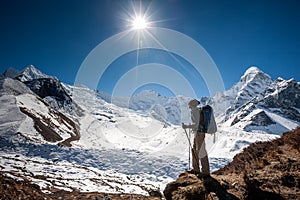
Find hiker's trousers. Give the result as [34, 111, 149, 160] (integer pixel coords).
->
[192, 132, 210, 174]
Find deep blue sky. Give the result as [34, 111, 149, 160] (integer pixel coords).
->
[1, 0, 299, 97]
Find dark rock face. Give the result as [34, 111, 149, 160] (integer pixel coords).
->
[229, 102, 256, 126]
[24, 78, 71, 103]
[24, 78, 84, 117]
[263, 79, 300, 108]
[261, 79, 300, 122]
[246, 110, 276, 126]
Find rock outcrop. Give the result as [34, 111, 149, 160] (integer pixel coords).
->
[164, 127, 300, 199]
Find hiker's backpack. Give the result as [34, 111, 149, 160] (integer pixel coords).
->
[198, 105, 217, 134]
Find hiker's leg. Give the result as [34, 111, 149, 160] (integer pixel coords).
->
[200, 155, 210, 174]
[199, 133, 210, 174]
[192, 133, 200, 172]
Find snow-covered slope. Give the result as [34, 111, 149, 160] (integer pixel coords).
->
[0, 65, 299, 196]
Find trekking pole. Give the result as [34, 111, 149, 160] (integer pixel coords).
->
[183, 124, 200, 173]
[188, 126, 191, 170]
[183, 124, 193, 170]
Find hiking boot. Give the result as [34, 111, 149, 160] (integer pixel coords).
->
[187, 169, 200, 175]
[197, 172, 210, 179]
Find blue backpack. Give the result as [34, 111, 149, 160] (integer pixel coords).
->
[198, 105, 217, 134]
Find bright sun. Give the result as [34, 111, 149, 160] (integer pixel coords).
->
[132, 16, 148, 30]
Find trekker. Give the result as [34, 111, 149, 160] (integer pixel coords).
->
[182, 99, 210, 176]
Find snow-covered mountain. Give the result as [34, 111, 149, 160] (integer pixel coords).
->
[208, 66, 300, 134]
[13, 65, 83, 118]
[0, 65, 299, 196]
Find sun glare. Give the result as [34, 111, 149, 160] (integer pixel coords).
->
[132, 16, 148, 30]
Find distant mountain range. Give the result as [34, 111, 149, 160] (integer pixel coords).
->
[1, 65, 299, 141]
[96, 66, 300, 134]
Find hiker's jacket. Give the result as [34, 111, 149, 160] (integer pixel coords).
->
[190, 108, 200, 132]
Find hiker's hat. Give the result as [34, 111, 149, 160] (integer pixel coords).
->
[188, 99, 200, 107]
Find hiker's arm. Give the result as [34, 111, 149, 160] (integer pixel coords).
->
[182, 123, 191, 129]
[190, 109, 200, 130]
[182, 109, 200, 130]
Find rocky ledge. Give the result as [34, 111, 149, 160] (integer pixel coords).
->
[164, 127, 300, 200]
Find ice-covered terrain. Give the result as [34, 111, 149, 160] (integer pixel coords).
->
[0, 65, 299, 196]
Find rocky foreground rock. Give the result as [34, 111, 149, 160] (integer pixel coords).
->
[164, 127, 300, 199]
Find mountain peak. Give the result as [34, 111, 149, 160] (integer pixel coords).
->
[17, 65, 50, 82]
[22, 65, 42, 74]
[240, 66, 271, 83]
[244, 66, 262, 74]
